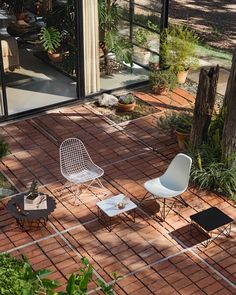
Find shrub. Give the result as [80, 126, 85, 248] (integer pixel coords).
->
[0, 253, 59, 295]
[0, 138, 9, 160]
[189, 112, 236, 199]
[157, 111, 193, 134]
[150, 69, 177, 92]
[118, 94, 135, 104]
[0, 254, 119, 295]
[161, 24, 199, 72]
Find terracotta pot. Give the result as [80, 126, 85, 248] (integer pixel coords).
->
[15, 12, 27, 21]
[152, 85, 167, 95]
[175, 130, 190, 150]
[117, 102, 136, 112]
[177, 70, 189, 84]
[47, 51, 62, 62]
[149, 62, 159, 71]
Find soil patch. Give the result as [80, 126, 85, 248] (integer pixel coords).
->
[89, 97, 158, 124]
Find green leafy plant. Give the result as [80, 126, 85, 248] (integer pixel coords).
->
[57, 257, 121, 295]
[98, 0, 132, 74]
[0, 254, 120, 295]
[26, 180, 39, 201]
[161, 24, 199, 72]
[157, 111, 193, 134]
[39, 27, 61, 53]
[134, 27, 150, 48]
[0, 138, 9, 160]
[118, 94, 135, 105]
[188, 111, 236, 199]
[149, 70, 177, 92]
[191, 156, 236, 200]
[0, 253, 59, 295]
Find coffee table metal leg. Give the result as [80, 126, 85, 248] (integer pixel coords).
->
[98, 207, 112, 232]
[132, 209, 136, 223]
[190, 220, 212, 247]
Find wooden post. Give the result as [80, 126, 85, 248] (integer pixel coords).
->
[190, 65, 219, 148]
[222, 51, 236, 168]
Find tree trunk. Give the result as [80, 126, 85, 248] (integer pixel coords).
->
[222, 51, 236, 168]
[190, 65, 219, 148]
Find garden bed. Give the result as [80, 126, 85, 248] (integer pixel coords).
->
[89, 96, 158, 124]
[0, 173, 16, 198]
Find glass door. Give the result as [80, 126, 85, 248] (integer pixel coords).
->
[0, 42, 8, 119]
[1, 0, 78, 116]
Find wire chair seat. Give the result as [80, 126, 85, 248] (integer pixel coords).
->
[62, 166, 104, 184]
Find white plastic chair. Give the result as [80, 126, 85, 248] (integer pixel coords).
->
[141, 153, 192, 220]
[60, 138, 105, 203]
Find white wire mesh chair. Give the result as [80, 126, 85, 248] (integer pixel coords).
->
[60, 138, 105, 203]
[140, 153, 192, 220]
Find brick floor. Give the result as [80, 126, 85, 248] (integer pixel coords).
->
[0, 88, 236, 294]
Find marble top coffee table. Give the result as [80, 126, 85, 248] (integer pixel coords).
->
[96, 194, 137, 231]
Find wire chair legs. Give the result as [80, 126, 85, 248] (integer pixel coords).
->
[140, 193, 189, 221]
[74, 178, 107, 204]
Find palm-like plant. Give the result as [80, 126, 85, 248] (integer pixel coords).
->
[39, 27, 61, 53]
[98, 0, 132, 75]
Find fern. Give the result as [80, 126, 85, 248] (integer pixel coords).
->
[39, 27, 61, 53]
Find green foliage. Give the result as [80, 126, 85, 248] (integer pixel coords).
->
[105, 30, 132, 65]
[191, 160, 236, 200]
[134, 21, 157, 48]
[119, 94, 135, 105]
[0, 138, 9, 160]
[161, 25, 199, 72]
[98, 0, 132, 67]
[134, 28, 150, 47]
[0, 254, 119, 295]
[0, 254, 59, 295]
[39, 27, 61, 53]
[189, 111, 236, 199]
[157, 111, 193, 134]
[57, 257, 120, 295]
[97, 272, 122, 295]
[149, 70, 177, 91]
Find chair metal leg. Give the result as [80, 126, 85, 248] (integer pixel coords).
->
[140, 192, 152, 204]
[162, 198, 166, 220]
[178, 195, 189, 207]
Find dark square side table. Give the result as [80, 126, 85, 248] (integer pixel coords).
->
[190, 207, 234, 247]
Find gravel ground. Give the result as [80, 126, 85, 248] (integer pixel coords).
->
[134, 0, 236, 52]
[181, 79, 224, 106]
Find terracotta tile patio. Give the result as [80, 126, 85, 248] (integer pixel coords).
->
[0, 88, 236, 294]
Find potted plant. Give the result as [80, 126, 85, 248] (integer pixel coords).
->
[25, 180, 41, 204]
[39, 26, 62, 62]
[133, 27, 151, 65]
[157, 111, 193, 149]
[149, 54, 159, 71]
[149, 69, 177, 94]
[161, 25, 199, 83]
[98, 0, 132, 75]
[117, 94, 136, 112]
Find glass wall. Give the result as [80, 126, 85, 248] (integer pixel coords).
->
[0, 0, 78, 116]
[86, 0, 163, 92]
[0, 0, 167, 120]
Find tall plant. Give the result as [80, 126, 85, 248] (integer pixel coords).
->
[161, 25, 199, 72]
[0, 138, 9, 160]
[98, 0, 132, 75]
